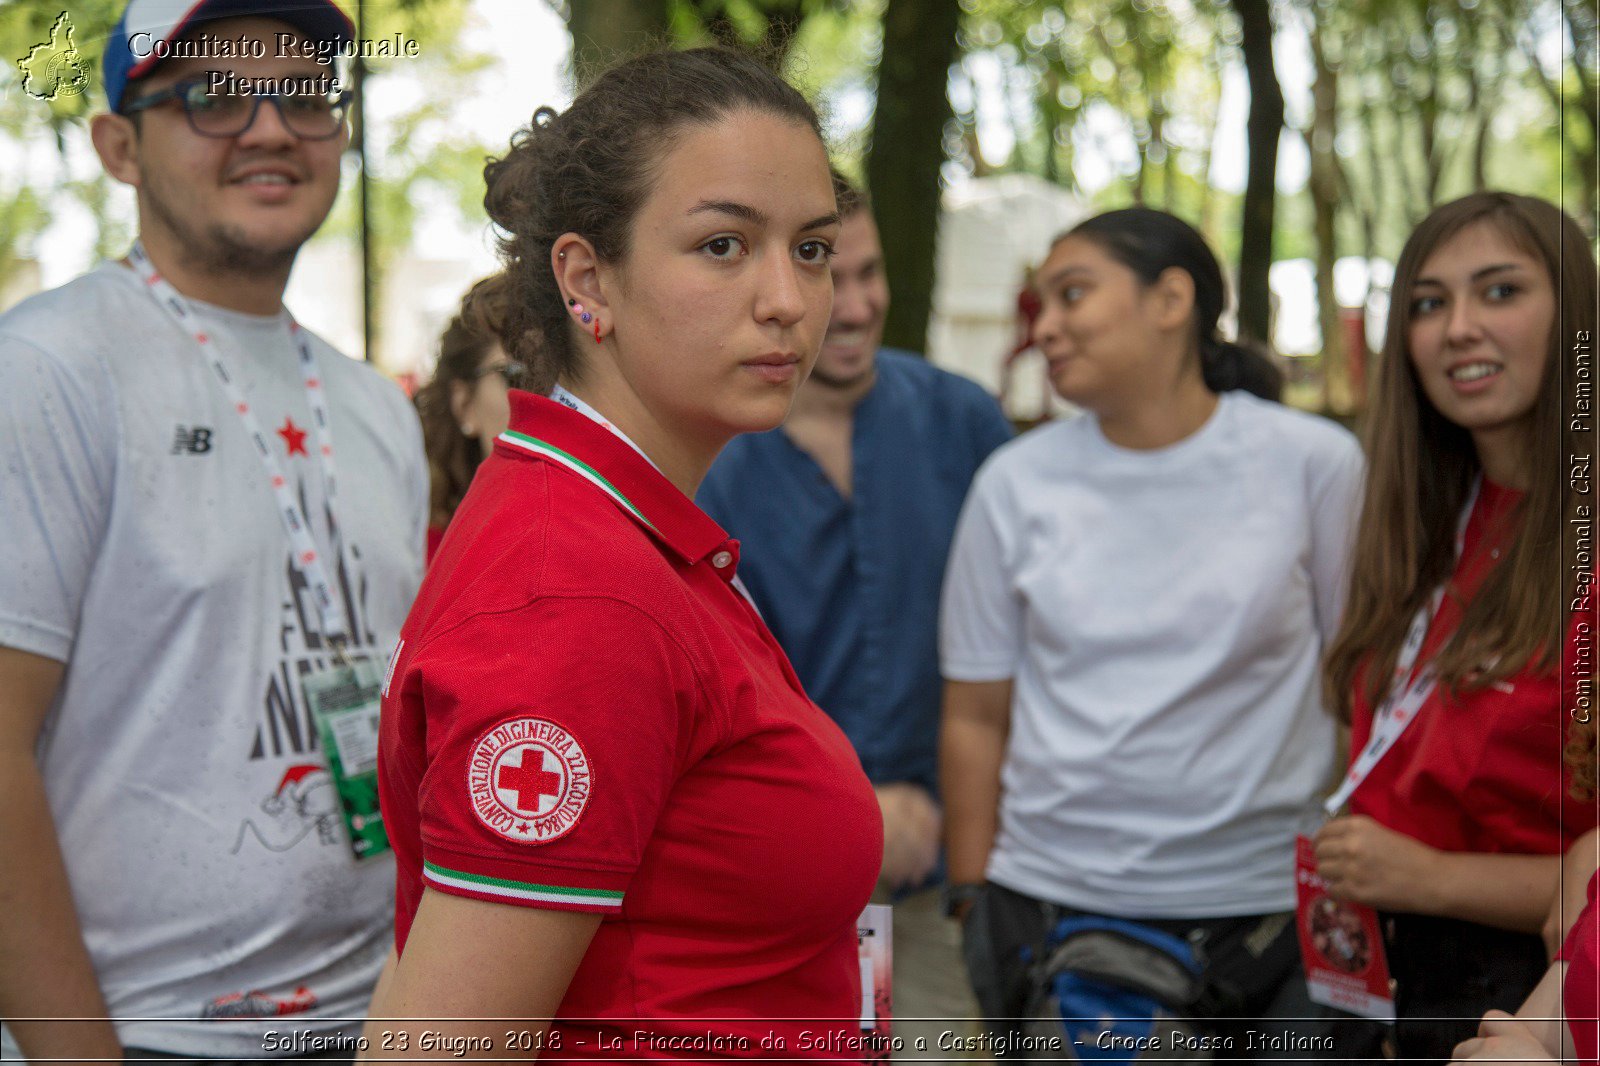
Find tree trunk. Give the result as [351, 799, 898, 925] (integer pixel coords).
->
[864, 0, 962, 356]
[1563, 0, 1600, 224]
[1151, 108, 1176, 212]
[1307, 14, 1344, 412]
[1355, 51, 1389, 245]
[1564, 0, 1599, 141]
[1384, 39, 1425, 229]
[567, 0, 671, 85]
[1041, 70, 1062, 185]
[1197, 59, 1222, 237]
[1234, 0, 1283, 350]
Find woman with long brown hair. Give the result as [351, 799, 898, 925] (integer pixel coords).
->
[1316, 190, 1598, 1062]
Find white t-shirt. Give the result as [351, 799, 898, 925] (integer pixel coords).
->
[0, 263, 427, 1055]
[940, 391, 1363, 917]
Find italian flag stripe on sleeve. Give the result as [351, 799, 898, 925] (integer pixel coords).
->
[424, 862, 624, 908]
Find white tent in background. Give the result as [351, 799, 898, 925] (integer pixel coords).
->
[927, 173, 1087, 420]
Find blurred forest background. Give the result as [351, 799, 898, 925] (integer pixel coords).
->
[2, 0, 1595, 415]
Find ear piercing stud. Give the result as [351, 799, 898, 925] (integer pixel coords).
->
[568, 298, 593, 324]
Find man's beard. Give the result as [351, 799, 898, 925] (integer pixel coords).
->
[807, 362, 877, 391]
[142, 174, 309, 280]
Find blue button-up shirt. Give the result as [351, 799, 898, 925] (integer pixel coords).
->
[698, 350, 1013, 793]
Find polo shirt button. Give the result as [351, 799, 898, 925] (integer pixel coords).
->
[712, 551, 733, 569]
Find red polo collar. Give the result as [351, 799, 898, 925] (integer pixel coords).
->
[497, 391, 732, 568]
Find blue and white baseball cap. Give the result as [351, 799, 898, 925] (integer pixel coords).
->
[103, 0, 355, 112]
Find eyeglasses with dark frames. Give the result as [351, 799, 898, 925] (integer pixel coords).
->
[469, 362, 529, 387]
[121, 77, 352, 140]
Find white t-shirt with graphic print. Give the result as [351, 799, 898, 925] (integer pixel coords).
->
[0, 262, 426, 1055]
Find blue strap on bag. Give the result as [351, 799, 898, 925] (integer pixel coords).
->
[1021, 916, 1212, 1063]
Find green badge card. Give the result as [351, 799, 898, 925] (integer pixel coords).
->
[306, 660, 390, 860]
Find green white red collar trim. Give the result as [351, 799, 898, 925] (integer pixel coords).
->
[498, 430, 659, 535]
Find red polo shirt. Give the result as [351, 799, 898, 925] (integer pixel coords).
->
[380, 392, 882, 1059]
[1559, 872, 1600, 1066]
[1349, 480, 1596, 855]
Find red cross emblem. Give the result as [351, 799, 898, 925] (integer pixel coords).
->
[496, 749, 562, 814]
[468, 718, 591, 845]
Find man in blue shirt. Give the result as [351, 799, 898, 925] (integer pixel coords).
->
[698, 177, 1013, 1035]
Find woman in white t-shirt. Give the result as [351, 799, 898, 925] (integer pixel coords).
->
[940, 207, 1366, 1056]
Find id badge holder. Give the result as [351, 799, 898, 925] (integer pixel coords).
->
[305, 656, 391, 860]
[1293, 835, 1395, 1020]
[857, 903, 893, 1058]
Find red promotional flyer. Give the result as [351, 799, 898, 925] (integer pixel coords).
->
[1294, 835, 1396, 1021]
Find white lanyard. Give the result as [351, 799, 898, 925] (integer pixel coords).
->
[549, 384, 661, 472]
[128, 242, 354, 648]
[1324, 479, 1482, 815]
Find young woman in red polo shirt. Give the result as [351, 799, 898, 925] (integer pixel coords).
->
[1317, 191, 1598, 1063]
[1448, 714, 1599, 1066]
[363, 48, 881, 1060]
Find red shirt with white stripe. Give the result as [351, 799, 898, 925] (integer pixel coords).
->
[379, 392, 882, 1058]
[1559, 871, 1600, 1066]
[1349, 480, 1595, 854]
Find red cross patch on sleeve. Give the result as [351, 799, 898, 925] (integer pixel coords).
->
[467, 717, 592, 844]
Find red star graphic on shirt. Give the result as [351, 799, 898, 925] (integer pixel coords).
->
[277, 417, 309, 457]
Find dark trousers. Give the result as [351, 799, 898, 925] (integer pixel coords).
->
[1384, 913, 1549, 1065]
[961, 881, 1390, 1062]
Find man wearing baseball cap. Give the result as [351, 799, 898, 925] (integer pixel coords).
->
[0, 1, 426, 1059]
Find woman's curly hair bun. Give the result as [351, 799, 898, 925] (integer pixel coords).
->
[482, 47, 824, 393]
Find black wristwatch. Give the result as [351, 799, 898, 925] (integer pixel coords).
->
[941, 881, 984, 918]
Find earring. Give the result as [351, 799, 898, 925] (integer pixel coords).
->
[571, 300, 593, 325]
[594, 317, 603, 344]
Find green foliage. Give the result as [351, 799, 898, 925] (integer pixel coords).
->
[4, 0, 1588, 357]
[954, 0, 1228, 208]
[784, 0, 882, 169]
[0, 0, 493, 357]
[0, 184, 48, 286]
[2, 0, 123, 124]
[1315, 0, 1590, 258]
[333, 0, 495, 359]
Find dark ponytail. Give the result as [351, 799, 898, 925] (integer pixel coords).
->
[1065, 207, 1281, 401]
[1200, 335, 1284, 401]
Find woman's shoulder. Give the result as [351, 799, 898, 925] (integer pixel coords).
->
[420, 456, 700, 639]
[991, 414, 1093, 465]
[1225, 392, 1362, 465]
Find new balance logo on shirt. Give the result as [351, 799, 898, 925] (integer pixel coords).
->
[172, 425, 215, 455]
